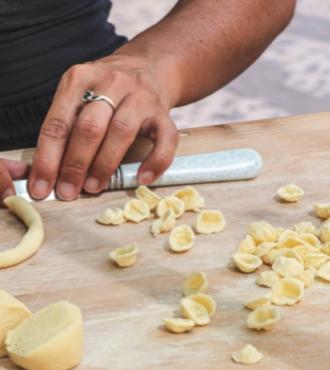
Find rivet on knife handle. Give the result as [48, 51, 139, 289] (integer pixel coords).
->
[107, 148, 262, 190]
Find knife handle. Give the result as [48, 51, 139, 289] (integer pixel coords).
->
[107, 148, 262, 190]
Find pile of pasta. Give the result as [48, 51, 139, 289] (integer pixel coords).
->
[97, 185, 226, 267]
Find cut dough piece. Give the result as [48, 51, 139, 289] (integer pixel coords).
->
[254, 242, 278, 257]
[109, 243, 138, 267]
[96, 207, 125, 226]
[296, 268, 316, 288]
[5, 301, 83, 370]
[163, 318, 195, 334]
[1, 196, 44, 268]
[247, 221, 277, 244]
[172, 186, 204, 212]
[293, 222, 317, 235]
[180, 297, 210, 326]
[262, 247, 283, 265]
[169, 225, 195, 253]
[256, 271, 280, 288]
[150, 209, 176, 237]
[156, 196, 185, 219]
[314, 203, 330, 220]
[299, 233, 321, 248]
[183, 271, 208, 296]
[123, 199, 150, 223]
[278, 230, 308, 249]
[272, 256, 304, 278]
[246, 306, 281, 330]
[316, 261, 330, 282]
[232, 344, 263, 365]
[0, 290, 31, 358]
[232, 253, 262, 273]
[303, 253, 328, 269]
[237, 235, 256, 254]
[195, 210, 226, 234]
[277, 183, 304, 202]
[187, 294, 217, 317]
[293, 244, 319, 259]
[318, 220, 330, 243]
[271, 277, 304, 306]
[244, 297, 271, 310]
[135, 185, 161, 211]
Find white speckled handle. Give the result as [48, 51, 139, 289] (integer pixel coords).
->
[109, 148, 262, 190]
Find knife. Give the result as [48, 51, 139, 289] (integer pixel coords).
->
[13, 148, 262, 202]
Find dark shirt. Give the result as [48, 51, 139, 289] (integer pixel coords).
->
[0, 0, 126, 107]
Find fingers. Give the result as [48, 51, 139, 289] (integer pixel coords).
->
[55, 101, 113, 200]
[138, 115, 178, 184]
[28, 64, 95, 200]
[0, 160, 15, 206]
[1, 159, 30, 179]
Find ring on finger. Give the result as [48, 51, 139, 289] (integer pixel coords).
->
[82, 90, 116, 111]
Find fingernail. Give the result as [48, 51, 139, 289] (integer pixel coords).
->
[57, 181, 76, 200]
[139, 170, 154, 185]
[31, 179, 49, 199]
[84, 177, 100, 193]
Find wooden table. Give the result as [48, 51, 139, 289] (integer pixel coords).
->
[1, 112, 330, 370]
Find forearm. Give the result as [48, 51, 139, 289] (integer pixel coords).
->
[113, 0, 296, 107]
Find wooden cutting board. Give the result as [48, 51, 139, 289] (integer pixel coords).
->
[1, 112, 330, 370]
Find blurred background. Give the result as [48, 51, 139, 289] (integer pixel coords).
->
[110, 0, 330, 128]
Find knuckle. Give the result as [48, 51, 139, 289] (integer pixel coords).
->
[40, 118, 70, 141]
[111, 118, 134, 138]
[77, 118, 103, 141]
[62, 158, 87, 177]
[64, 64, 89, 83]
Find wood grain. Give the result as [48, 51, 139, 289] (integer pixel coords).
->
[1, 112, 330, 370]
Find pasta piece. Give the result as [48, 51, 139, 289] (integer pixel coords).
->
[244, 297, 271, 310]
[316, 261, 330, 282]
[318, 220, 330, 243]
[299, 233, 321, 248]
[109, 243, 138, 267]
[321, 242, 330, 256]
[173, 186, 205, 212]
[156, 196, 185, 219]
[231, 344, 263, 365]
[163, 318, 195, 334]
[314, 203, 330, 220]
[296, 268, 316, 288]
[0, 290, 31, 358]
[5, 301, 83, 370]
[169, 225, 195, 253]
[123, 199, 150, 223]
[232, 253, 262, 273]
[271, 277, 304, 306]
[135, 185, 161, 211]
[96, 207, 125, 226]
[1, 196, 44, 268]
[254, 242, 278, 257]
[246, 306, 281, 330]
[247, 221, 277, 244]
[278, 230, 308, 249]
[262, 247, 283, 265]
[293, 222, 317, 235]
[293, 244, 319, 259]
[277, 183, 304, 202]
[180, 297, 210, 326]
[275, 227, 285, 239]
[183, 271, 208, 296]
[237, 235, 256, 254]
[150, 209, 176, 237]
[195, 210, 226, 234]
[187, 293, 217, 317]
[256, 271, 280, 288]
[303, 253, 328, 269]
[272, 256, 304, 277]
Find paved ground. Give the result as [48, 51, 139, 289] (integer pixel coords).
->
[110, 0, 330, 128]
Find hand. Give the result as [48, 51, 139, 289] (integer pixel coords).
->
[0, 159, 30, 206]
[28, 54, 179, 201]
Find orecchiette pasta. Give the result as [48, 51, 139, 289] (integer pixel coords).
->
[183, 271, 208, 296]
[180, 297, 210, 326]
[303, 253, 328, 269]
[278, 230, 307, 249]
[272, 256, 304, 278]
[256, 271, 280, 288]
[156, 196, 185, 219]
[237, 235, 256, 254]
[246, 306, 281, 330]
[231, 344, 263, 365]
[244, 297, 271, 311]
[123, 199, 150, 223]
[296, 268, 316, 288]
[314, 203, 330, 220]
[163, 318, 195, 333]
[195, 210, 226, 234]
[232, 253, 262, 273]
[109, 243, 138, 268]
[293, 222, 317, 235]
[187, 293, 217, 317]
[316, 261, 330, 282]
[173, 186, 205, 212]
[271, 277, 304, 306]
[247, 221, 277, 244]
[96, 207, 125, 226]
[254, 242, 278, 257]
[169, 225, 195, 253]
[277, 183, 304, 202]
[135, 185, 161, 210]
[318, 220, 330, 243]
[321, 242, 330, 256]
[150, 209, 176, 237]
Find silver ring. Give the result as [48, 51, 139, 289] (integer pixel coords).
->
[82, 90, 116, 111]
